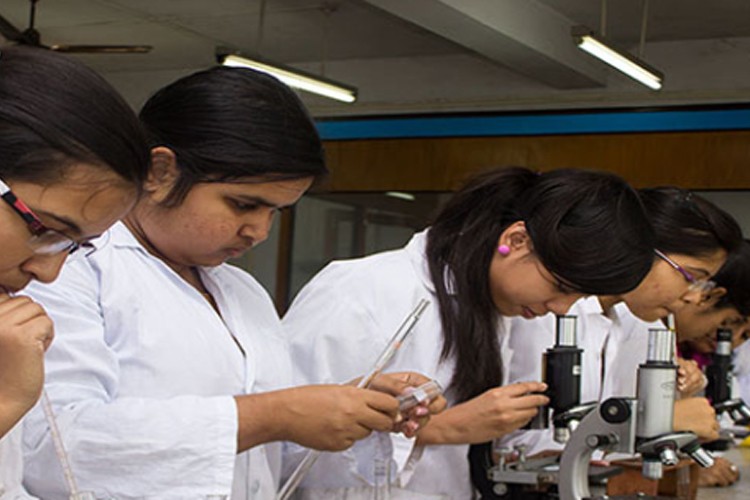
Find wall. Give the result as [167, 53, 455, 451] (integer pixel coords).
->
[322, 130, 750, 192]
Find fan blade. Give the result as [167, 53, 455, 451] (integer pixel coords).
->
[50, 44, 152, 54]
[0, 13, 23, 41]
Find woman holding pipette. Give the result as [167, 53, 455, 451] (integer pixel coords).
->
[22, 66, 443, 500]
[0, 47, 149, 499]
[283, 166, 659, 499]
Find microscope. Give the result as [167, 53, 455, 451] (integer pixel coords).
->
[489, 325, 715, 500]
[705, 328, 750, 425]
[557, 327, 714, 499]
[489, 316, 609, 499]
[701, 327, 750, 451]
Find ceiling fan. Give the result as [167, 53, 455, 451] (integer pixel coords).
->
[0, 0, 152, 54]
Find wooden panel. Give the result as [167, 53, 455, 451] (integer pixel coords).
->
[321, 130, 750, 191]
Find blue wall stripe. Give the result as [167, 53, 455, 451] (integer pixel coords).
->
[316, 109, 750, 140]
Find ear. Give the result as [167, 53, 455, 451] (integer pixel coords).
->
[143, 146, 179, 202]
[497, 221, 531, 255]
[699, 287, 727, 308]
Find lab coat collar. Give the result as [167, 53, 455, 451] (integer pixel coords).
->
[404, 228, 458, 296]
[97, 220, 143, 250]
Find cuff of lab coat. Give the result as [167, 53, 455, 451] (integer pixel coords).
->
[207, 396, 239, 491]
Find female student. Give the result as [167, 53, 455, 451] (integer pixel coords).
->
[282, 166, 659, 499]
[0, 47, 149, 498]
[497, 188, 742, 488]
[675, 241, 750, 488]
[676, 239, 750, 352]
[22, 66, 439, 500]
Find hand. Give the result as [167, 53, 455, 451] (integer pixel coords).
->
[677, 357, 707, 397]
[0, 294, 54, 436]
[367, 372, 447, 437]
[698, 456, 739, 487]
[417, 381, 549, 445]
[254, 384, 400, 452]
[673, 397, 719, 441]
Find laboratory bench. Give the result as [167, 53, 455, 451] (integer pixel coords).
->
[697, 447, 750, 499]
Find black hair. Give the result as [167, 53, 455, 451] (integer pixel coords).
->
[0, 46, 148, 187]
[713, 240, 750, 317]
[638, 188, 742, 258]
[426, 166, 655, 402]
[139, 66, 328, 206]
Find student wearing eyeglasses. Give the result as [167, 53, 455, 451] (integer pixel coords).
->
[672, 241, 750, 488]
[487, 188, 741, 496]
[0, 47, 149, 499]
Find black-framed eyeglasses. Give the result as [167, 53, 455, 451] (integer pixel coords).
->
[0, 177, 87, 255]
[654, 249, 716, 293]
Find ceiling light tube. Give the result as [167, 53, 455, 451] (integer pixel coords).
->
[217, 50, 357, 103]
[572, 27, 663, 90]
[385, 191, 416, 201]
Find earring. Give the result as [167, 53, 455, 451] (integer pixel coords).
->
[497, 244, 510, 256]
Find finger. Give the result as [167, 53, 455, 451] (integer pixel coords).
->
[25, 315, 55, 345]
[368, 373, 419, 397]
[502, 381, 548, 397]
[510, 394, 549, 409]
[428, 395, 447, 414]
[358, 408, 398, 433]
[1, 299, 49, 325]
[0, 295, 36, 315]
[362, 389, 400, 416]
[510, 406, 544, 423]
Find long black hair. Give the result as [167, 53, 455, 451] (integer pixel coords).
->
[0, 47, 148, 187]
[139, 66, 328, 206]
[712, 240, 750, 317]
[639, 188, 742, 259]
[427, 167, 655, 402]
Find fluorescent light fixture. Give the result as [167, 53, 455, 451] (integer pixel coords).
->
[217, 50, 357, 103]
[572, 27, 663, 90]
[385, 191, 416, 201]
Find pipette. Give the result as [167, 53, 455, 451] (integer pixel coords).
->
[276, 298, 430, 500]
[40, 389, 80, 498]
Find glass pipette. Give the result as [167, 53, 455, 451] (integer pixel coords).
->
[276, 298, 430, 500]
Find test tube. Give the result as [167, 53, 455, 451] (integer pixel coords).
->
[397, 380, 443, 412]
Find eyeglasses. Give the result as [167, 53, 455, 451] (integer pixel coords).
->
[654, 249, 716, 293]
[0, 177, 84, 255]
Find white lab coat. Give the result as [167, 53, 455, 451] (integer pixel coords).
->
[21, 222, 291, 500]
[733, 340, 750, 403]
[0, 423, 36, 499]
[284, 230, 511, 500]
[499, 297, 658, 455]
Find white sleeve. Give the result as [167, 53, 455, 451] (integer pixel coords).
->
[284, 263, 386, 386]
[282, 263, 408, 490]
[22, 262, 238, 500]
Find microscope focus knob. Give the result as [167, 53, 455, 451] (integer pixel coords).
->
[585, 434, 616, 449]
[659, 447, 679, 466]
[599, 398, 631, 424]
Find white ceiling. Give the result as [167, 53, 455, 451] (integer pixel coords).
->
[2, 0, 750, 117]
